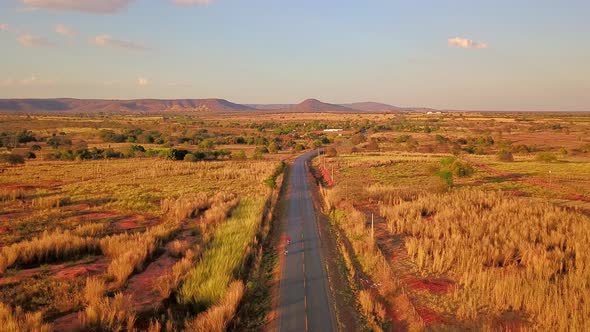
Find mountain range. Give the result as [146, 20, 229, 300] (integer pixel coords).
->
[0, 98, 423, 114]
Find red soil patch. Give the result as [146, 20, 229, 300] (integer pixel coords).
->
[0, 257, 109, 287]
[0, 212, 30, 222]
[126, 254, 178, 310]
[114, 215, 160, 231]
[415, 306, 444, 326]
[52, 312, 79, 332]
[63, 203, 91, 212]
[402, 277, 454, 294]
[0, 183, 39, 191]
[0, 226, 9, 234]
[318, 165, 334, 186]
[54, 259, 109, 280]
[64, 211, 120, 224]
[125, 229, 198, 311]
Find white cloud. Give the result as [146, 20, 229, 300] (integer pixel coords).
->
[0, 76, 55, 86]
[91, 34, 149, 51]
[19, 0, 135, 14]
[137, 77, 149, 86]
[448, 37, 488, 49]
[17, 34, 51, 47]
[19, 0, 214, 13]
[55, 23, 76, 37]
[172, 0, 213, 5]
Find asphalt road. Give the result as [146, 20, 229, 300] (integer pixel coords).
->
[278, 150, 336, 332]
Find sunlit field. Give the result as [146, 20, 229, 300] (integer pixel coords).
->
[1, 111, 589, 330]
[311, 111, 590, 331]
[0, 157, 278, 330]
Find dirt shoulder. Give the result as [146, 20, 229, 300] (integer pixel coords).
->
[306, 160, 363, 332]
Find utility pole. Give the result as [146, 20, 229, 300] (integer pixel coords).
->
[331, 164, 334, 185]
[371, 213, 374, 241]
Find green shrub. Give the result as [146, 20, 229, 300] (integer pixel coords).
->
[233, 150, 247, 160]
[293, 144, 305, 152]
[184, 153, 198, 162]
[0, 154, 25, 165]
[496, 150, 514, 162]
[450, 160, 474, 177]
[436, 170, 453, 187]
[536, 152, 558, 163]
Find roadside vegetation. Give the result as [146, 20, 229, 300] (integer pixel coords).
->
[0, 111, 588, 330]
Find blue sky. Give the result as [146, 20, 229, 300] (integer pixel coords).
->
[1, 0, 589, 111]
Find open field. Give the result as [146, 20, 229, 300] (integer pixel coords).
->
[312, 111, 590, 331]
[0, 155, 280, 329]
[1, 111, 589, 330]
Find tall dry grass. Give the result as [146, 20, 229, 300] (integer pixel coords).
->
[99, 225, 173, 286]
[184, 281, 245, 332]
[321, 187, 396, 331]
[380, 189, 590, 330]
[155, 249, 198, 299]
[0, 188, 26, 201]
[0, 230, 99, 272]
[31, 195, 70, 209]
[79, 292, 136, 331]
[83, 277, 106, 306]
[160, 193, 210, 223]
[0, 303, 51, 332]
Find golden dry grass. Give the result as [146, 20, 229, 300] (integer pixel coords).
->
[0, 230, 99, 273]
[0, 303, 51, 332]
[79, 292, 136, 331]
[380, 189, 590, 330]
[184, 281, 245, 332]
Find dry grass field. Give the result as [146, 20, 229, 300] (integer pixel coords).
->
[311, 111, 590, 331]
[0, 156, 279, 330]
[1, 111, 589, 330]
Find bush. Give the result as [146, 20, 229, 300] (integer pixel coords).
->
[25, 152, 36, 159]
[30, 144, 42, 151]
[450, 160, 474, 177]
[437, 170, 454, 187]
[395, 135, 411, 143]
[536, 152, 558, 163]
[0, 154, 25, 165]
[233, 150, 247, 160]
[254, 146, 269, 154]
[325, 147, 338, 157]
[293, 143, 305, 152]
[184, 153, 198, 162]
[497, 150, 514, 162]
[267, 142, 279, 154]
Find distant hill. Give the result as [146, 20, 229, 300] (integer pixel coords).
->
[0, 98, 426, 114]
[0, 98, 255, 113]
[276, 99, 359, 113]
[340, 102, 401, 112]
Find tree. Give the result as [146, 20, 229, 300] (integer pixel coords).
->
[184, 153, 198, 162]
[0, 154, 25, 165]
[294, 143, 305, 152]
[268, 142, 280, 154]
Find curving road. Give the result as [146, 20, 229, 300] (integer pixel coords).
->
[278, 150, 336, 332]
